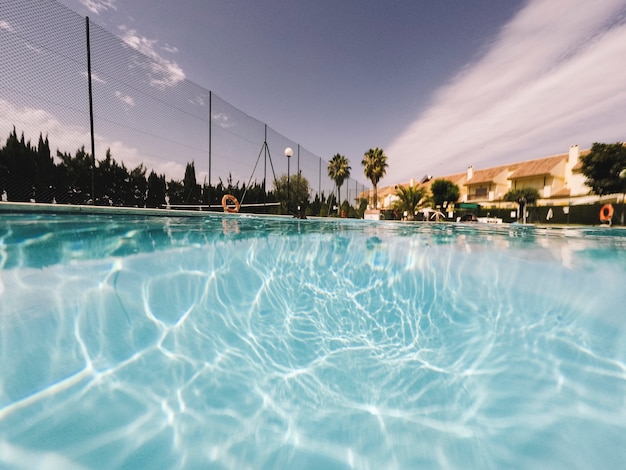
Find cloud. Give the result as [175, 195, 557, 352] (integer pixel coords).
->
[118, 25, 185, 89]
[82, 71, 106, 84]
[115, 91, 135, 107]
[386, 0, 626, 183]
[162, 43, 179, 54]
[0, 98, 187, 180]
[0, 99, 83, 151]
[79, 0, 117, 15]
[188, 95, 206, 107]
[1, 19, 44, 54]
[212, 112, 236, 129]
[25, 43, 42, 54]
[0, 20, 15, 32]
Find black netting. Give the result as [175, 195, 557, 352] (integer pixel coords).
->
[0, 0, 368, 215]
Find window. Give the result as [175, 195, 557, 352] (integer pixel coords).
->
[475, 187, 488, 197]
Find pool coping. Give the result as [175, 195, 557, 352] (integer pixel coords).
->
[3, 202, 625, 229]
[0, 201, 234, 218]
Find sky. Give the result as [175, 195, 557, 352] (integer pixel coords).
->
[6, 0, 626, 187]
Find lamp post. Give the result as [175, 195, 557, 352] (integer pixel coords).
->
[284, 147, 293, 213]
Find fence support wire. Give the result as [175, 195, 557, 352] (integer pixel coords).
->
[242, 124, 278, 209]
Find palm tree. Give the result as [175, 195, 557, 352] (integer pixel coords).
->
[362, 147, 388, 209]
[504, 187, 539, 223]
[392, 185, 429, 220]
[327, 153, 351, 213]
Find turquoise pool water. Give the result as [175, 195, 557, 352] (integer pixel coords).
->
[0, 213, 625, 469]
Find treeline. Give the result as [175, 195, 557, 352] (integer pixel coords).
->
[0, 128, 363, 216]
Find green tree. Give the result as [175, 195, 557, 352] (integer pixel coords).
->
[95, 148, 130, 206]
[167, 179, 185, 205]
[392, 185, 429, 220]
[183, 161, 201, 204]
[128, 163, 147, 207]
[430, 179, 460, 210]
[309, 192, 323, 216]
[362, 147, 388, 210]
[34, 133, 54, 203]
[504, 187, 539, 223]
[146, 170, 166, 208]
[239, 180, 265, 206]
[580, 142, 626, 196]
[0, 128, 37, 202]
[327, 153, 351, 214]
[319, 202, 329, 217]
[216, 173, 243, 200]
[57, 146, 93, 204]
[356, 198, 368, 219]
[273, 171, 310, 214]
[325, 192, 338, 216]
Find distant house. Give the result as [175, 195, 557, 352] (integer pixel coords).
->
[366, 144, 606, 210]
[463, 164, 510, 203]
[422, 173, 467, 199]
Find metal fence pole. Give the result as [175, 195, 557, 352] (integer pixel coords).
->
[208, 91, 212, 207]
[318, 157, 321, 199]
[86, 17, 96, 204]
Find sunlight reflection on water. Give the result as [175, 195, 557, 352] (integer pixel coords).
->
[1, 214, 625, 469]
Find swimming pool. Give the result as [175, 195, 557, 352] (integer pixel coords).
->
[1, 212, 625, 469]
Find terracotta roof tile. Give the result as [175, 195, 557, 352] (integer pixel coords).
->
[378, 185, 398, 198]
[467, 165, 511, 185]
[508, 155, 566, 179]
[419, 173, 467, 190]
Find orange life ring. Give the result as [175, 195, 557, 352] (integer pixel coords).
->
[599, 203, 614, 222]
[221, 194, 240, 213]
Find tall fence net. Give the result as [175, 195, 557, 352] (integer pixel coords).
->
[0, 0, 368, 215]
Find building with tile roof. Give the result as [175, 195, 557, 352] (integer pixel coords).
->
[363, 144, 612, 211]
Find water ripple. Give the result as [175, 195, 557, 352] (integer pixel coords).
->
[1, 214, 625, 468]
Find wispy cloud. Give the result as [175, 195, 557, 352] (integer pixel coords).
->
[115, 91, 135, 107]
[0, 20, 15, 32]
[25, 43, 42, 54]
[386, 0, 626, 183]
[1, 18, 47, 56]
[162, 43, 179, 54]
[212, 112, 236, 129]
[80, 0, 117, 15]
[189, 95, 206, 107]
[118, 25, 185, 89]
[82, 71, 106, 84]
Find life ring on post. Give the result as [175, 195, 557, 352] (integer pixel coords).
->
[599, 203, 614, 222]
[221, 194, 240, 213]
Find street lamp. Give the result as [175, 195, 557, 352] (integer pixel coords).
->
[284, 147, 293, 213]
